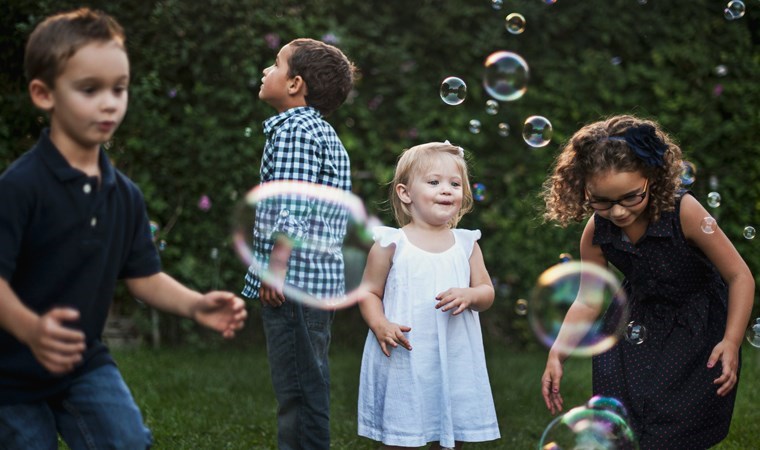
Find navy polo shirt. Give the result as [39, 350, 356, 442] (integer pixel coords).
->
[0, 129, 161, 404]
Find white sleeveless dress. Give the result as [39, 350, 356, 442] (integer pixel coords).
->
[357, 226, 500, 448]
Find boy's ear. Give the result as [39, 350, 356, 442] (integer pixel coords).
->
[396, 183, 412, 204]
[29, 79, 54, 111]
[288, 75, 307, 96]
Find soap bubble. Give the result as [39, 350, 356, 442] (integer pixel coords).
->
[679, 161, 697, 186]
[515, 298, 528, 316]
[746, 318, 760, 348]
[483, 51, 529, 102]
[707, 192, 721, 208]
[232, 180, 379, 310]
[469, 119, 482, 134]
[485, 99, 499, 115]
[440, 76, 467, 105]
[522, 115, 553, 147]
[724, 0, 745, 20]
[700, 217, 717, 234]
[625, 321, 647, 345]
[473, 182, 487, 201]
[743, 226, 756, 240]
[539, 405, 638, 450]
[505, 13, 526, 35]
[497, 122, 510, 137]
[529, 261, 628, 357]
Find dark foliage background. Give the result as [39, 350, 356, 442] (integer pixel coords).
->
[1, 0, 758, 349]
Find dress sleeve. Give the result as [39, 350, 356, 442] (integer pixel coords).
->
[372, 226, 403, 248]
[453, 228, 481, 257]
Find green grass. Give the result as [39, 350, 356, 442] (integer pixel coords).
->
[97, 341, 760, 449]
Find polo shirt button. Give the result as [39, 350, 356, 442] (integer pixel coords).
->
[90, 217, 97, 227]
[83, 183, 92, 194]
[280, 210, 289, 218]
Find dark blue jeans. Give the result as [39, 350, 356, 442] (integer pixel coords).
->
[261, 300, 334, 450]
[0, 363, 151, 449]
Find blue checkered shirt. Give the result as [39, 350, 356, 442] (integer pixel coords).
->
[242, 106, 352, 300]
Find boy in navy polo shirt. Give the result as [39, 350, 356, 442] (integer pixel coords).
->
[241, 38, 356, 449]
[0, 8, 247, 449]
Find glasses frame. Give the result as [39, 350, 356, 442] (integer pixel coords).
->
[585, 179, 649, 211]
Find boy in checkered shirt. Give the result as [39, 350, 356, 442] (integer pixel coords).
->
[241, 38, 356, 449]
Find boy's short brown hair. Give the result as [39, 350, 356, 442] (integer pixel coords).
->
[25, 8, 126, 88]
[287, 38, 356, 116]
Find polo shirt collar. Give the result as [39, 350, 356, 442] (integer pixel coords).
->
[36, 128, 116, 189]
[263, 106, 320, 137]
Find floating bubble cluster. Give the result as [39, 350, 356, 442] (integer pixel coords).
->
[529, 261, 628, 357]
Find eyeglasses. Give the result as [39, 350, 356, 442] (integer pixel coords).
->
[585, 179, 649, 211]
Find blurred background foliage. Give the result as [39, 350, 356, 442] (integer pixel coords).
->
[1, 0, 758, 349]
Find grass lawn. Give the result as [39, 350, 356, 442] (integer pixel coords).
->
[98, 340, 760, 449]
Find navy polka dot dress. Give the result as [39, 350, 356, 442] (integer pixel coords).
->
[591, 192, 739, 449]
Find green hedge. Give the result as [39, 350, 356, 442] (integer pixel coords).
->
[1, 0, 758, 346]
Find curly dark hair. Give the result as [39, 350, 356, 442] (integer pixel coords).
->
[287, 38, 357, 116]
[541, 115, 683, 226]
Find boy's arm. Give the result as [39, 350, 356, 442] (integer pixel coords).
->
[0, 277, 86, 374]
[125, 273, 247, 339]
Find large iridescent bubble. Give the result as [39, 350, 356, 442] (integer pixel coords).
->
[529, 261, 628, 357]
[232, 180, 379, 310]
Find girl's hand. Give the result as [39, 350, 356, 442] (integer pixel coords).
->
[435, 288, 474, 315]
[541, 354, 565, 415]
[371, 320, 412, 357]
[708, 340, 740, 396]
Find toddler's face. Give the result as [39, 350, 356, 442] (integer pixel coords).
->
[401, 156, 464, 228]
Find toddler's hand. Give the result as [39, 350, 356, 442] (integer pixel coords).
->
[371, 320, 412, 357]
[27, 307, 86, 375]
[435, 288, 473, 315]
[708, 339, 739, 396]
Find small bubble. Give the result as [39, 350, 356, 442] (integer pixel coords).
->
[522, 115, 553, 147]
[485, 99, 499, 115]
[700, 216, 717, 234]
[746, 318, 760, 348]
[497, 122, 510, 137]
[198, 194, 212, 211]
[211, 247, 219, 259]
[724, 0, 745, 20]
[469, 119, 482, 134]
[743, 226, 756, 240]
[680, 161, 697, 186]
[491, 0, 503, 10]
[714, 65, 728, 77]
[610, 56, 623, 66]
[158, 240, 168, 251]
[707, 192, 721, 208]
[244, 127, 253, 138]
[514, 299, 528, 316]
[505, 13, 526, 35]
[558, 253, 573, 263]
[473, 182, 487, 201]
[440, 76, 467, 105]
[483, 51, 529, 102]
[625, 321, 647, 344]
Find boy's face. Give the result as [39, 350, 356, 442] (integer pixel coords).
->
[259, 44, 297, 112]
[43, 40, 129, 153]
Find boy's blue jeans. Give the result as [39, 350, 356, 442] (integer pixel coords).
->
[262, 300, 334, 450]
[0, 363, 152, 450]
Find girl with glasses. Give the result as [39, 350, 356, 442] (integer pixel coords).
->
[539, 115, 754, 449]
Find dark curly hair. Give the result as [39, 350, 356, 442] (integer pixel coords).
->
[542, 115, 683, 226]
[287, 38, 357, 117]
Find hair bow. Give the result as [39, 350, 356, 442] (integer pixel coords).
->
[608, 124, 667, 167]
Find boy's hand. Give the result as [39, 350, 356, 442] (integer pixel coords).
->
[708, 339, 739, 396]
[371, 320, 412, 357]
[435, 288, 474, 315]
[260, 235, 291, 307]
[191, 292, 247, 339]
[27, 307, 86, 375]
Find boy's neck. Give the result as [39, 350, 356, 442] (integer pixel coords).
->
[48, 126, 102, 178]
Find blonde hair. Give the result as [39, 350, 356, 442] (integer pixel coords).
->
[542, 114, 683, 226]
[390, 142, 473, 228]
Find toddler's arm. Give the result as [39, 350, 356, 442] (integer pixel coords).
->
[435, 242, 494, 315]
[358, 242, 412, 357]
